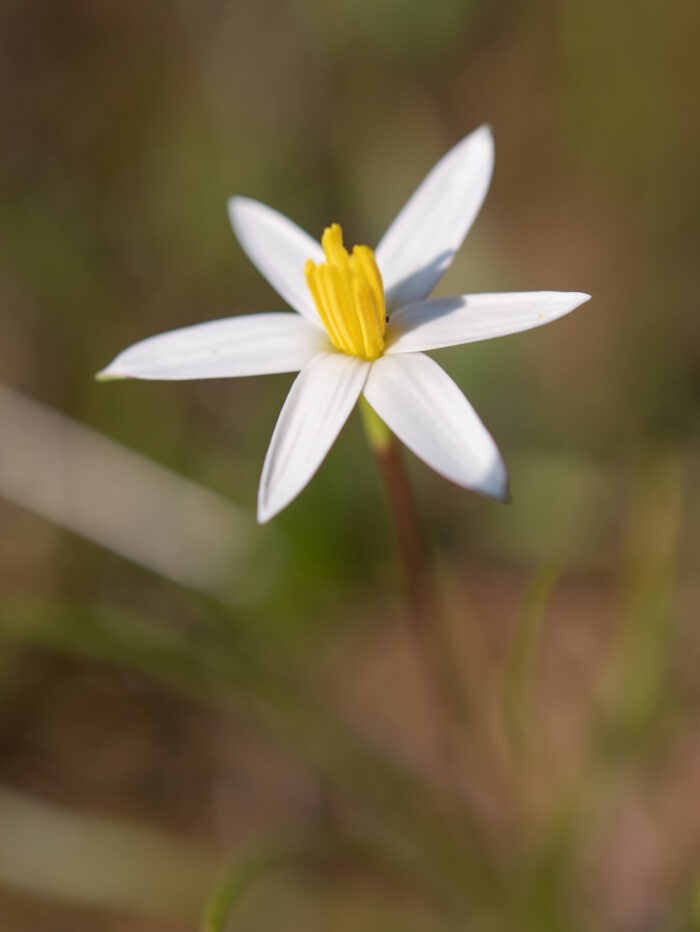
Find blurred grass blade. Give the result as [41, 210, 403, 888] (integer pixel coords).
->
[0, 385, 271, 602]
[0, 596, 229, 698]
[0, 785, 220, 919]
[598, 450, 684, 749]
[503, 562, 560, 753]
[201, 843, 302, 932]
[0, 596, 501, 913]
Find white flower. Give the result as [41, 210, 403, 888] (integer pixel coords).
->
[98, 126, 590, 523]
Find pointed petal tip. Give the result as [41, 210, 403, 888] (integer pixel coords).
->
[227, 195, 259, 234]
[376, 122, 496, 309]
[227, 193, 246, 215]
[257, 507, 278, 525]
[228, 194, 269, 225]
[256, 495, 279, 525]
[95, 367, 126, 382]
[479, 458, 510, 504]
[469, 124, 495, 164]
[560, 291, 591, 308]
[559, 291, 592, 316]
[257, 477, 298, 524]
[226, 195, 242, 227]
[225, 195, 324, 323]
[474, 123, 495, 146]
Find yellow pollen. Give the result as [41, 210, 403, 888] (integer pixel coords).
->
[305, 224, 386, 361]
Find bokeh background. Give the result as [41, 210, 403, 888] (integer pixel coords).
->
[1, 0, 699, 929]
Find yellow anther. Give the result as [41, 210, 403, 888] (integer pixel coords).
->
[351, 246, 385, 333]
[305, 224, 386, 361]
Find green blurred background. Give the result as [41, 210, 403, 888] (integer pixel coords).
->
[0, 0, 699, 929]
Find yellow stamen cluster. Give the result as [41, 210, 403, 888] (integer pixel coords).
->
[305, 224, 386, 362]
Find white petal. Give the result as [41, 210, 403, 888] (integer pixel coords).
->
[375, 125, 494, 310]
[228, 196, 324, 325]
[362, 353, 507, 501]
[386, 291, 591, 355]
[257, 352, 369, 523]
[97, 313, 328, 381]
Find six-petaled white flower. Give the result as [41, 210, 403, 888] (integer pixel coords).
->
[98, 126, 590, 523]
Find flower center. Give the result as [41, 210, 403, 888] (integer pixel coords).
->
[305, 224, 386, 362]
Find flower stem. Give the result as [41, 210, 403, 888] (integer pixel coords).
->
[359, 399, 462, 781]
[359, 399, 433, 626]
